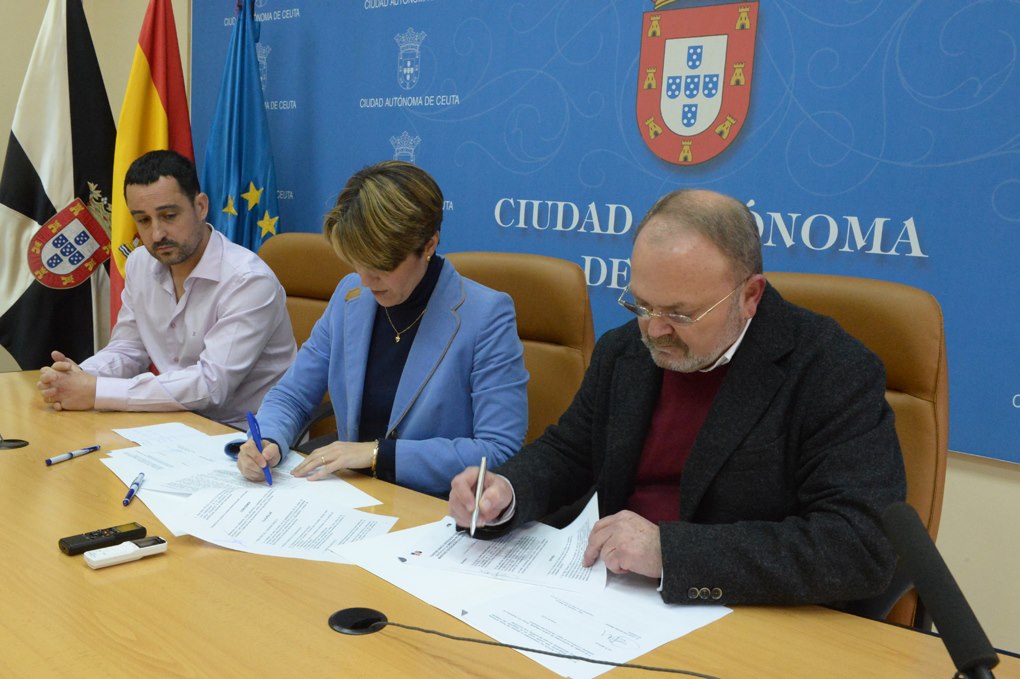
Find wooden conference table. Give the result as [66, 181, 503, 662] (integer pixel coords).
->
[1, 371, 1016, 678]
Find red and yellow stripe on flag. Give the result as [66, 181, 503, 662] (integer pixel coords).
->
[110, 0, 193, 324]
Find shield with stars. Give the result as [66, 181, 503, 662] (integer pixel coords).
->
[636, 1, 758, 166]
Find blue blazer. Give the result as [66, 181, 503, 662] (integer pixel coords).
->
[257, 259, 528, 495]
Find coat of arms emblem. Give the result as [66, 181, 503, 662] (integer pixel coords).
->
[27, 195, 111, 289]
[395, 27, 426, 90]
[637, 1, 758, 165]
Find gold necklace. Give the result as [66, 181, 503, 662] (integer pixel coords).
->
[383, 306, 427, 343]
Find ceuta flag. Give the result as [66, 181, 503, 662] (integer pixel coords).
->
[110, 0, 193, 325]
[0, 0, 116, 370]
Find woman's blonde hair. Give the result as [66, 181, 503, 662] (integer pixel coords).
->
[323, 160, 443, 271]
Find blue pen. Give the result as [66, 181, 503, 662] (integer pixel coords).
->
[123, 472, 145, 506]
[246, 411, 273, 486]
[45, 444, 101, 466]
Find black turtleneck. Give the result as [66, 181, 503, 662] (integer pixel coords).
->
[359, 254, 444, 483]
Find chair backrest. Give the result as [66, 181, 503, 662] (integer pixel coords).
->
[258, 232, 353, 348]
[447, 251, 596, 444]
[766, 271, 949, 627]
[258, 233, 352, 441]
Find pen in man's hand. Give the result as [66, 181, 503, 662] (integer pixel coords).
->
[45, 444, 100, 466]
[123, 472, 145, 506]
[246, 411, 273, 486]
[470, 456, 487, 537]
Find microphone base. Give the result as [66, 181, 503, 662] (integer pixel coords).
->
[328, 607, 388, 635]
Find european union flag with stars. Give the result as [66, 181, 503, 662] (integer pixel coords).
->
[201, 0, 279, 252]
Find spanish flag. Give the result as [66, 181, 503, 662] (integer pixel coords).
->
[110, 0, 193, 325]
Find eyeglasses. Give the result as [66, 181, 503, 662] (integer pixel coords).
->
[617, 279, 747, 326]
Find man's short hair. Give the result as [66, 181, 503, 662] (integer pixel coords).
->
[124, 150, 201, 201]
[635, 189, 763, 280]
[323, 160, 443, 271]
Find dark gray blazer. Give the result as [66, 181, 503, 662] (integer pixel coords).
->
[494, 283, 906, 607]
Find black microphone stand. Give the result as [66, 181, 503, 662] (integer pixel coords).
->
[882, 502, 999, 679]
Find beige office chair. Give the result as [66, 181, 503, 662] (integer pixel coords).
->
[766, 272, 949, 628]
[446, 251, 595, 444]
[259, 232, 352, 439]
[258, 232, 354, 348]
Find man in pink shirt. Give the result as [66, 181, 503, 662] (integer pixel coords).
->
[36, 150, 295, 428]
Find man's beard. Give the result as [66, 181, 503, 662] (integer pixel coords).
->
[641, 299, 743, 372]
[148, 233, 200, 266]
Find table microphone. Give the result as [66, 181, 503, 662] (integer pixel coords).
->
[881, 502, 998, 679]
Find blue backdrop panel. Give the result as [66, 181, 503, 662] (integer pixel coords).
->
[192, 1, 1020, 464]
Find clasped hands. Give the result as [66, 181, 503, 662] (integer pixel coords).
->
[36, 350, 97, 411]
[236, 439, 377, 483]
[448, 467, 663, 579]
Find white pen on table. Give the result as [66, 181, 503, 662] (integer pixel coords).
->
[45, 444, 101, 466]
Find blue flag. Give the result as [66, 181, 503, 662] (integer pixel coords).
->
[202, 0, 279, 251]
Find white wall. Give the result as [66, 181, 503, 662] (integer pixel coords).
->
[1, 0, 1017, 653]
[0, 0, 190, 164]
[939, 452, 1020, 649]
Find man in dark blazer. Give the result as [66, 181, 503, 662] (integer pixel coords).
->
[449, 188, 906, 608]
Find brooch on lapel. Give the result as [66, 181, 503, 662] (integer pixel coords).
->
[344, 288, 361, 302]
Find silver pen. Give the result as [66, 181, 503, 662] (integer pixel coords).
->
[469, 456, 487, 537]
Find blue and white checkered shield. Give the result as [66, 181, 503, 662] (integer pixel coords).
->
[38, 220, 102, 277]
[703, 74, 720, 98]
[687, 45, 704, 69]
[682, 104, 698, 128]
[660, 35, 727, 136]
[398, 51, 420, 90]
[684, 75, 701, 98]
[666, 75, 683, 99]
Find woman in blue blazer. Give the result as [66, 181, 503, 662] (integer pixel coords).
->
[237, 161, 528, 496]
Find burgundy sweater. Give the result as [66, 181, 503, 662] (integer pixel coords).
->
[625, 365, 729, 523]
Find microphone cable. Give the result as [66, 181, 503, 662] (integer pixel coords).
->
[367, 618, 720, 678]
[328, 606, 720, 677]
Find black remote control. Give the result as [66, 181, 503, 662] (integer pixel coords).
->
[58, 522, 147, 555]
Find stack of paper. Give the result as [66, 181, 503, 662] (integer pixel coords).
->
[102, 425, 731, 678]
[101, 423, 395, 562]
[335, 496, 731, 679]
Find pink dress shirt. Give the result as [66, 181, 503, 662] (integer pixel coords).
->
[81, 229, 296, 428]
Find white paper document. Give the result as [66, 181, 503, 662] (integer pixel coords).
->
[114, 422, 218, 447]
[462, 573, 730, 679]
[109, 429, 245, 467]
[179, 487, 397, 563]
[100, 430, 381, 537]
[102, 453, 216, 536]
[334, 516, 534, 617]
[140, 455, 380, 509]
[336, 497, 730, 679]
[412, 493, 606, 593]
